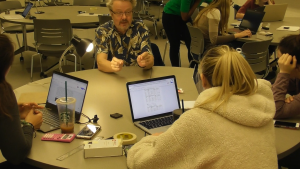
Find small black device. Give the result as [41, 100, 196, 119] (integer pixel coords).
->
[110, 113, 123, 119]
[15, 11, 22, 14]
[78, 11, 86, 14]
[76, 123, 101, 139]
[274, 120, 300, 130]
[284, 27, 290, 29]
[262, 26, 269, 30]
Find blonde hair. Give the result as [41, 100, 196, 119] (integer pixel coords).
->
[197, 45, 258, 110]
[106, 0, 137, 10]
[193, 0, 230, 35]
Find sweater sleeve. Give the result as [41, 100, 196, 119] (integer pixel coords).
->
[207, 9, 235, 45]
[127, 118, 190, 169]
[0, 98, 33, 165]
[237, 0, 253, 14]
[272, 73, 300, 119]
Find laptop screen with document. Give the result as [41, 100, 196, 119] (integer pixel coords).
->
[127, 76, 180, 121]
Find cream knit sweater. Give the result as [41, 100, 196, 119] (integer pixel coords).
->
[127, 79, 278, 169]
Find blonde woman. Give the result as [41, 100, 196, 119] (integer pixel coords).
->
[236, 0, 275, 19]
[194, 0, 251, 50]
[127, 46, 277, 169]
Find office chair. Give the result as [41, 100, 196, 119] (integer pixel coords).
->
[32, 19, 76, 81]
[0, 1, 34, 62]
[241, 39, 272, 79]
[151, 43, 165, 66]
[186, 22, 204, 67]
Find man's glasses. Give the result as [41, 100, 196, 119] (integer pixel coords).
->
[110, 10, 133, 17]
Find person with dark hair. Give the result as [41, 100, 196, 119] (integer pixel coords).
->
[272, 34, 300, 119]
[0, 34, 43, 167]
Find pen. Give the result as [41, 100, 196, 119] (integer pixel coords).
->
[181, 99, 184, 113]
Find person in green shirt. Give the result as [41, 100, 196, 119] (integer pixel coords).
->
[162, 0, 212, 67]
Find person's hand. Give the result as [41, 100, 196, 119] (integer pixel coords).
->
[278, 54, 297, 74]
[25, 109, 43, 130]
[137, 52, 152, 68]
[235, 29, 252, 38]
[152, 132, 163, 136]
[18, 102, 43, 119]
[285, 95, 294, 103]
[110, 57, 124, 72]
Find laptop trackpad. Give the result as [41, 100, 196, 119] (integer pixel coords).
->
[149, 125, 171, 134]
[38, 123, 58, 133]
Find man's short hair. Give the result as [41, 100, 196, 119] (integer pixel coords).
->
[106, 0, 137, 10]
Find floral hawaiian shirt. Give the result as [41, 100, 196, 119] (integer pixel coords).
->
[95, 20, 152, 66]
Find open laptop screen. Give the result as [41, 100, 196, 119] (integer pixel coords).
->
[127, 76, 180, 121]
[46, 72, 88, 120]
[240, 9, 265, 33]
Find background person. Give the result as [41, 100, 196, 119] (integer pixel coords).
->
[127, 45, 277, 169]
[162, 0, 212, 67]
[0, 34, 43, 168]
[194, 0, 252, 51]
[236, 0, 275, 19]
[96, 0, 154, 73]
[272, 34, 300, 119]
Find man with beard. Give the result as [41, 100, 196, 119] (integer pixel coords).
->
[95, 0, 154, 72]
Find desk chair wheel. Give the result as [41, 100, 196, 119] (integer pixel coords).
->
[20, 56, 24, 62]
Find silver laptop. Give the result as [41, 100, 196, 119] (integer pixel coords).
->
[262, 4, 288, 22]
[38, 72, 88, 133]
[126, 75, 180, 134]
[2, 2, 33, 20]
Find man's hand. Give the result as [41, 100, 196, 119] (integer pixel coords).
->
[137, 52, 152, 68]
[18, 102, 43, 119]
[278, 54, 297, 74]
[110, 57, 124, 72]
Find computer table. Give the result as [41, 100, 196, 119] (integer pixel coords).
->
[1, 67, 299, 168]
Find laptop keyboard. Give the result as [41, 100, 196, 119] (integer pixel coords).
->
[39, 109, 60, 128]
[139, 116, 173, 129]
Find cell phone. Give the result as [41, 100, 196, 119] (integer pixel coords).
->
[76, 124, 101, 139]
[274, 120, 300, 130]
[284, 27, 290, 29]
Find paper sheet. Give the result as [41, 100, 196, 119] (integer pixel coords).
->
[276, 26, 300, 32]
[18, 92, 48, 104]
